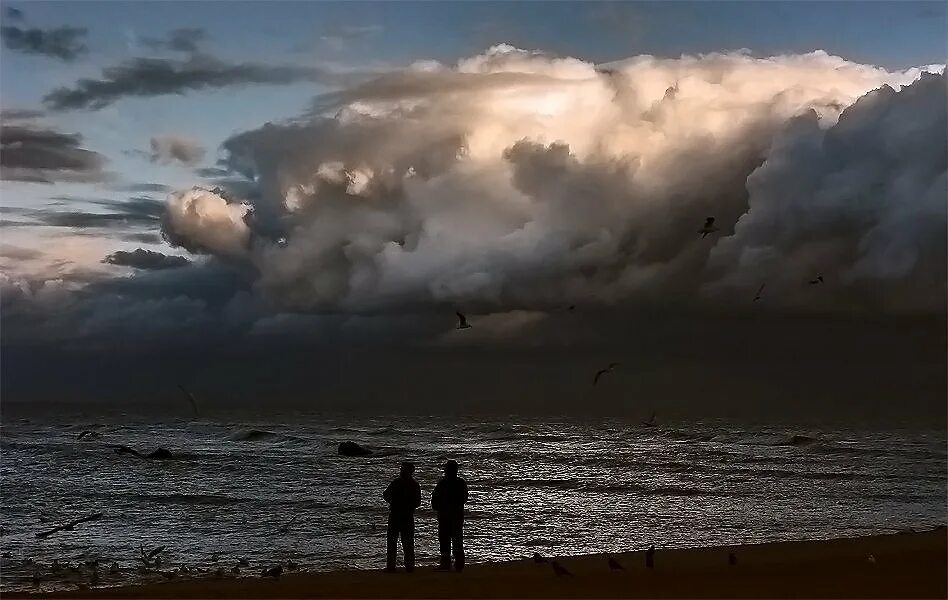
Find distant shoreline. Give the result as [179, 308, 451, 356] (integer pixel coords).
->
[13, 528, 946, 599]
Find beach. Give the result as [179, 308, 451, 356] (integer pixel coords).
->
[13, 529, 946, 599]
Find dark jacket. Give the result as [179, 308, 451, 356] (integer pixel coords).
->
[431, 475, 468, 516]
[383, 476, 421, 514]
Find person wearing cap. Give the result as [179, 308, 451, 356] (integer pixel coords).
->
[431, 459, 469, 571]
[383, 461, 422, 572]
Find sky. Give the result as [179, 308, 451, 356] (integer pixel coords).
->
[1, 1, 945, 420]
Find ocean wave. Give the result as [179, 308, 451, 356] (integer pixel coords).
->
[132, 493, 248, 506]
[478, 477, 714, 496]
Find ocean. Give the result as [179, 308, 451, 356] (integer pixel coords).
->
[1, 413, 945, 591]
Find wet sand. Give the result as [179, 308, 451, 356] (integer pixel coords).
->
[15, 529, 947, 599]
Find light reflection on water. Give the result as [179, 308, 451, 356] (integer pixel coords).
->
[1, 415, 945, 591]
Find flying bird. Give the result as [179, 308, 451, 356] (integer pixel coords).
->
[456, 311, 472, 330]
[698, 217, 718, 238]
[593, 362, 620, 386]
[607, 555, 624, 570]
[567, 305, 576, 313]
[753, 283, 765, 302]
[808, 275, 823, 285]
[532, 552, 548, 564]
[551, 560, 572, 576]
[277, 514, 303, 535]
[177, 384, 199, 417]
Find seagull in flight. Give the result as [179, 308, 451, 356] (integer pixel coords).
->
[177, 384, 199, 417]
[593, 362, 620, 385]
[698, 217, 718, 238]
[753, 283, 765, 302]
[456, 311, 472, 330]
[808, 275, 824, 285]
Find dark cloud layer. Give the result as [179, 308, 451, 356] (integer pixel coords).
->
[104, 248, 191, 269]
[2, 196, 163, 230]
[0, 123, 106, 182]
[43, 55, 346, 111]
[1, 24, 88, 61]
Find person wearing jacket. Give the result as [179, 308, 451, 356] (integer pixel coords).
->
[431, 459, 468, 571]
[383, 461, 421, 572]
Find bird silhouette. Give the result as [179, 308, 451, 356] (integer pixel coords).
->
[607, 556, 624, 570]
[456, 311, 472, 330]
[262, 565, 283, 579]
[532, 552, 548, 564]
[277, 514, 300, 534]
[808, 275, 824, 285]
[593, 362, 620, 385]
[645, 545, 655, 569]
[551, 560, 572, 576]
[698, 217, 718, 238]
[753, 283, 765, 302]
[568, 305, 576, 312]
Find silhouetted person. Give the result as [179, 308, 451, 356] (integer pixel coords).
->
[432, 459, 468, 571]
[383, 461, 421, 572]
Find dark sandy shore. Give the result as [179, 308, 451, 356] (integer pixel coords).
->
[13, 529, 947, 599]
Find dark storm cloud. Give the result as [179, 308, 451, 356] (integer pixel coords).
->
[43, 54, 351, 111]
[116, 182, 172, 193]
[104, 248, 191, 270]
[0, 107, 44, 120]
[121, 232, 163, 244]
[2, 196, 163, 229]
[0, 123, 106, 183]
[1, 24, 88, 61]
[140, 28, 207, 53]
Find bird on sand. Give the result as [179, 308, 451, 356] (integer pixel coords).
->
[177, 384, 199, 417]
[645, 545, 655, 569]
[532, 552, 548, 564]
[456, 311, 472, 330]
[607, 556, 624, 570]
[698, 217, 718, 238]
[551, 560, 572, 576]
[867, 554, 877, 564]
[262, 565, 283, 579]
[808, 275, 824, 285]
[593, 362, 620, 385]
[753, 283, 765, 302]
